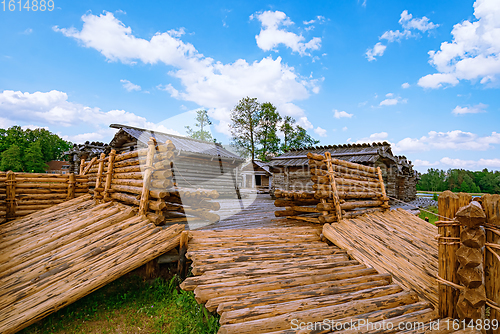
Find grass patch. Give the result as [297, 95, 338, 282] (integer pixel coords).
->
[20, 274, 219, 334]
[419, 205, 439, 225]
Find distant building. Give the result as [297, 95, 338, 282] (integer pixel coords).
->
[267, 142, 419, 202]
[240, 160, 272, 193]
[45, 161, 70, 174]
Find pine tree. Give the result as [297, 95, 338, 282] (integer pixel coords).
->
[185, 109, 214, 142]
[230, 97, 261, 160]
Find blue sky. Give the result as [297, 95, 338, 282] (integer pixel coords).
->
[0, 0, 499, 172]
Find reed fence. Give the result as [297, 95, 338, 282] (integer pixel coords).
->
[0, 171, 88, 222]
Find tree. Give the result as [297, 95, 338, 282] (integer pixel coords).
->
[230, 97, 261, 160]
[280, 116, 295, 152]
[24, 140, 48, 173]
[289, 125, 320, 149]
[0, 126, 72, 172]
[185, 109, 214, 142]
[256, 102, 281, 161]
[280, 116, 319, 152]
[0, 145, 24, 172]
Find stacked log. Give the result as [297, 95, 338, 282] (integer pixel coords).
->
[274, 152, 389, 223]
[0, 172, 89, 221]
[84, 139, 220, 225]
[455, 202, 486, 321]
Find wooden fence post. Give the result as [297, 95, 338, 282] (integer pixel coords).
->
[482, 194, 500, 333]
[455, 201, 486, 321]
[177, 231, 189, 279]
[437, 190, 461, 318]
[94, 153, 106, 202]
[67, 173, 75, 200]
[79, 158, 86, 175]
[324, 152, 342, 222]
[5, 171, 16, 221]
[103, 150, 115, 202]
[138, 138, 156, 217]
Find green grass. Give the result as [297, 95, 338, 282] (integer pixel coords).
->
[20, 274, 219, 334]
[419, 205, 439, 225]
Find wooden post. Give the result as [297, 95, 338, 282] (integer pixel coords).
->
[6, 171, 16, 221]
[376, 167, 389, 209]
[455, 202, 486, 321]
[324, 152, 342, 223]
[81, 157, 97, 175]
[79, 158, 86, 175]
[438, 190, 460, 319]
[103, 150, 116, 202]
[94, 153, 106, 202]
[482, 194, 500, 333]
[138, 138, 156, 217]
[177, 231, 189, 279]
[67, 173, 75, 200]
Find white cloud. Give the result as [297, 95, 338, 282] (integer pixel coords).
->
[56, 12, 321, 134]
[385, 92, 394, 97]
[419, 0, 500, 88]
[413, 159, 439, 167]
[367, 10, 438, 61]
[452, 103, 488, 115]
[401, 82, 410, 89]
[252, 11, 322, 56]
[416, 157, 500, 169]
[379, 96, 407, 106]
[342, 126, 348, 131]
[393, 130, 500, 153]
[355, 132, 389, 144]
[297, 116, 313, 129]
[120, 79, 141, 92]
[0, 89, 180, 143]
[303, 19, 315, 25]
[314, 126, 327, 137]
[418, 73, 460, 88]
[333, 109, 353, 118]
[21, 28, 33, 35]
[366, 42, 386, 61]
[157, 83, 179, 98]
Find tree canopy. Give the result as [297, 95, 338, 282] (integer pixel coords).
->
[417, 168, 500, 194]
[0, 126, 72, 172]
[229, 97, 320, 161]
[185, 109, 214, 142]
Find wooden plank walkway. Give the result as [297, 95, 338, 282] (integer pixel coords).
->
[181, 225, 442, 334]
[0, 195, 183, 334]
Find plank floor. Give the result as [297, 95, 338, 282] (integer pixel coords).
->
[181, 226, 457, 334]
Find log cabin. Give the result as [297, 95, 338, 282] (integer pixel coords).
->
[107, 124, 245, 197]
[240, 160, 272, 193]
[267, 141, 418, 202]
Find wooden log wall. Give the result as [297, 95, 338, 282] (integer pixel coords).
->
[273, 152, 389, 224]
[82, 139, 220, 226]
[0, 171, 89, 221]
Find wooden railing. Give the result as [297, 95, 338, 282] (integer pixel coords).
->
[0, 171, 88, 221]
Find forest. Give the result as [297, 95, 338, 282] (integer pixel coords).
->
[417, 168, 500, 194]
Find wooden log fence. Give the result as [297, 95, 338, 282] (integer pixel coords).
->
[0, 171, 89, 221]
[83, 138, 221, 226]
[273, 152, 389, 223]
[437, 192, 500, 330]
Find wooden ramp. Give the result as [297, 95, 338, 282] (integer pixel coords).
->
[181, 225, 442, 334]
[0, 195, 183, 334]
[323, 209, 439, 308]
